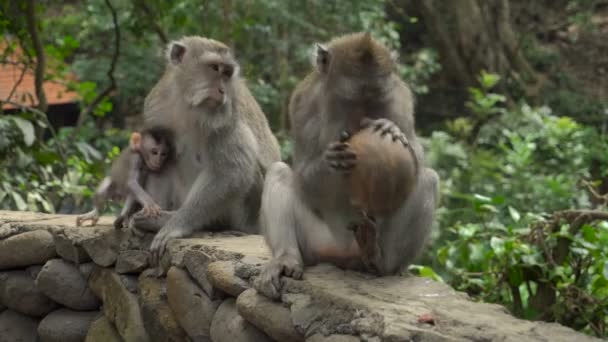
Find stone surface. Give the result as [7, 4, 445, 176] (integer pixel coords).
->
[166, 266, 221, 342]
[0, 270, 58, 317]
[211, 298, 272, 342]
[0, 211, 600, 342]
[115, 250, 150, 274]
[138, 271, 187, 342]
[53, 231, 91, 263]
[81, 229, 126, 267]
[237, 288, 303, 342]
[37, 308, 100, 342]
[280, 264, 602, 342]
[89, 267, 149, 342]
[0, 310, 39, 342]
[0, 230, 57, 269]
[307, 334, 360, 342]
[207, 260, 251, 297]
[183, 249, 220, 299]
[36, 258, 101, 310]
[85, 315, 123, 342]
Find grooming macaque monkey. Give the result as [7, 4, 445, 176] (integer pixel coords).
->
[133, 36, 280, 263]
[75, 128, 173, 228]
[255, 32, 440, 299]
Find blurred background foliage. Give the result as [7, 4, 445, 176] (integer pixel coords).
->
[1, 0, 607, 336]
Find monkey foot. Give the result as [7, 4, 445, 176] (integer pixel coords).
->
[254, 255, 303, 300]
[349, 214, 382, 274]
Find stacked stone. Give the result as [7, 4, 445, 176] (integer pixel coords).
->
[0, 227, 100, 342]
[0, 211, 601, 342]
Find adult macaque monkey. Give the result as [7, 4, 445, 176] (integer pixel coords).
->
[255, 32, 440, 299]
[76, 128, 173, 228]
[134, 36, 281, 263]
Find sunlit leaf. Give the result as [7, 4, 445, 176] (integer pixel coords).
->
[10, 117, 35, 146]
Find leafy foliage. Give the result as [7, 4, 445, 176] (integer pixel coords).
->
[418, 75, 608, 336]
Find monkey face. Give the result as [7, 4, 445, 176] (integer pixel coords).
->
[142, 135, 169, 171]
[168, 39, 239, 109]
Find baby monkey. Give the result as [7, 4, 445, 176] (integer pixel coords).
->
[75, 127, 173, 228]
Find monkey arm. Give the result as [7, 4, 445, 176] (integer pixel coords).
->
[126, 154, 159, 209]
[164, 125, 258, 231]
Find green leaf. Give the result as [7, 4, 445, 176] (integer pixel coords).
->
[11, 117, 35, 146]
[11, 192, 27, 210]
[409, 265, 444, 282]
[490, 237, 505, 256]
[508, 206, 521, 222]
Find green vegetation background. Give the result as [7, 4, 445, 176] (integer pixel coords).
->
[1, 0, 607, 337]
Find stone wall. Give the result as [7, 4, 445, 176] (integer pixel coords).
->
[0, 210, 600, 342]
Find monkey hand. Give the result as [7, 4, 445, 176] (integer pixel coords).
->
[361, 118, 409, 147]
[150, 225, 189, 266]
[254, 255, 303, 300]
[113, 215, 127, 229]
[142, 203, 162, 217]
[324, 141, 357, 173]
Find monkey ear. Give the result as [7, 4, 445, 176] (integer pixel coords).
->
[167, 42, 187, 65]
[314, 43, 330, 73]
[130, 132, 142, 151]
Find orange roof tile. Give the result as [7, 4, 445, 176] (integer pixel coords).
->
[1, 53, 79, 110]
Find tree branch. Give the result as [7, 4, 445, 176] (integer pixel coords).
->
[74, 0, 120, 131]
[23, 0, 47, 112]
[5, 63, 28, 103]
[135, 0, 169, 44]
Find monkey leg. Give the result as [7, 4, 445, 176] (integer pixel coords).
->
[373, 167, 439, 275]
[256, 162, 359, 299]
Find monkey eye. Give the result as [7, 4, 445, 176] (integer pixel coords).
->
[210, 64, 219, 72]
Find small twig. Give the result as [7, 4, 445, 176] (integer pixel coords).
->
[135, 0, 169, 44]
[5, 62, 28, 103]
[582, 179, 608, 205]
[73, 0, 120, 133]
[0, 100, 68, 167]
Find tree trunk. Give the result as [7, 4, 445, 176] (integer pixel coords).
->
[414, 0, 544, 98]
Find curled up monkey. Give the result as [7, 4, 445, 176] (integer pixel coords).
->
[255, 32, 440, 299]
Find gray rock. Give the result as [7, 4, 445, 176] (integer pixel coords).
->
[0, 270, 57, 317]
[53, 229, 91, 263]
[0, 223, 18, 240]
[82, 234, 119, 267]
[138, 272, 187, 342]
[89, 267, 149, 342]
[307, 334, 361, 342]
[207, 261, 250, 297]
[120, 274, 139, 294]
[236, 288, 303, 342]
[183, 250, 220, 299]
[211, 298, 272, 342]
[25, 264, 43, 279]
[38, 308, 100, 342]
[166, 266, 221, 342]
[85, 315, 123, 342]
[115, 250, 150, 274]
[0, 230, 57, 269]
[36, 259, 100, 310]
[79, 262, 96, 279]
[0, 310, 39, 342]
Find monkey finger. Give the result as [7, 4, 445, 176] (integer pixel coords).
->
[360, 117, 373, 128]
[325, 150, 356, 161]
[327, 141, 350, 151]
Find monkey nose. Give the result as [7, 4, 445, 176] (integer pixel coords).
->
[218, 88, 225, 95]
